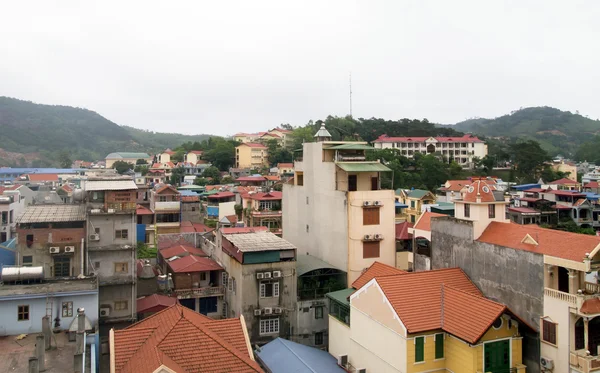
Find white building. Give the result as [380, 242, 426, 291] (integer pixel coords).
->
[0, 188, 25, 243]
[372, 134, 488, 168]
[283, 125, 397, 286]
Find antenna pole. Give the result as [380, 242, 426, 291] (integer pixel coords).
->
[349, 72, 353, 118]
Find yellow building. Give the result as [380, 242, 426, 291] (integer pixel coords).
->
[235, 143, 269, 169]
[396, 189, 436, 223]
[327, 263, 529, 373]
[551, 160, 577, 181]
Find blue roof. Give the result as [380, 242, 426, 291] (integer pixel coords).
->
[395, 202, 408, 208]
[583, 192, 600, 201]
[256, 338, 346, 373]
[511, 183, 540, 191]
[0, 168, 83, 175]
[0, 238, 16, 250]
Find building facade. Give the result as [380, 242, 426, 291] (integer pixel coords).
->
[235, 143, 269, 169]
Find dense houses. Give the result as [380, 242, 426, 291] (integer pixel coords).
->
[6, 126, 600, 372]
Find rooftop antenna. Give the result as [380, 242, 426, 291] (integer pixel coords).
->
[349, 72, 353, 118]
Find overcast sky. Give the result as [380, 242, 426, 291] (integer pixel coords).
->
[1, 1, 598, 136]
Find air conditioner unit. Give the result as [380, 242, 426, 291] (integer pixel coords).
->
[363, 201, 371, 207]
[374, 201, 381, 206]
[274, 307, 282, 314]
[337, 355, 348, 367]
[89, 234, 100, 241]
[107, 208, 115, 213]
[374, 234, 383, 240]
[263, 272, 272, 279]
[363, 234, 372, 241]
[256, 272, 264, 280]
[540, 357, 554, 370]
[254, 309, 262, 316]
[64, 246, 75, 253]
[272, 270, 282, 278]
[49, 247, 60, 254]
[263, 307, 273, 315]
[100, 308, 111, 317]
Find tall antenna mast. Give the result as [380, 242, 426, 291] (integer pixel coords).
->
[349, 72, 353, 117]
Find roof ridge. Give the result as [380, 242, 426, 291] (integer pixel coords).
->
[115, 327, 160, 372]
[277, 338, 319, 373]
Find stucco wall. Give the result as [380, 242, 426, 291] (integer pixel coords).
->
[295, 299, 329, 347]
[328, 316, 351, 363]
[541, 296, 571, 373]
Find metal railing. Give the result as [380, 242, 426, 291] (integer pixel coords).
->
[174, 286, 225, 299]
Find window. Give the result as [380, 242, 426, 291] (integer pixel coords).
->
[363, 241, 380, 258]
[348, 175, 357, 191]
[260, 282, 280, 298]
[260, 318, 280, 335]
[306, 225, 309, 233]
[114, 262, 128, 273]
[315, 332, 324, 346]
[94, 261, 101, 270]
[22, 256, 33, 267]
[315, 306, 324, 319]
[435, 334, 444, 359]
[233, 278, 237, 294]
[53, 257, 70, 277]
[492, 318, 503, 329]
[542, 319, 557, 345]
[200, 272, 207, 281]
[94, 227, 100, 234]
[159, 195, 167, 202]
[144, 233, 150, 244]
[62, 302, 73, 317]
[26, 234, 34, 248]
[488, 204, 496, 219]
[222, 272, 228, 287]
[228, 277, 233, 291]
[464, 203, 470, 218]
[259, 201, 273, 210]
[114, 301, 128, 311]
[17, 305, 30, 321]
[222, 302, 228, 319]
[363, 208, 380, 225]
[115, 230, 128, 239]
[410, 200, 415, 208]
[415, 336, 424, 362]
[297, 173, 304, 186]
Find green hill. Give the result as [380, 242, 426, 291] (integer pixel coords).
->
[448, 107, 600, 156]
[0, 97, 212, 166]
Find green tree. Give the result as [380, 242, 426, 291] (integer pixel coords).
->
[171, 149, 185, 163]
[58, 151, 72, 168]
[204, 139, 236, 170]
[266, 139, 293, 166]
[112, 160, 133, 174]
[202, 166, 221, 184]
[136, 159, 148, 165]
[193, 177, 208, 186]
[510, 140, 551, 182]
[417, 155, 450, 191]
[170, 166, 185, 185]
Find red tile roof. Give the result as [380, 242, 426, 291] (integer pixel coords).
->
[549, 178, 580, 185]
[168, 255, 223, 273]
[373, 134, 484, 143]
[477, 221, 600, 262]
[277, 163, 294, 168]
[581, 298, 600, 315]
[236, 176, 267, 182]
[395, 222, 413, 240]
[113, 304, 261, 373]
[546, 190, 585, 197]
[414, 211, 446, 232]
[137, 294, 177, 314]
[189, 150, 204, 155]
[508, 207, 540, 214]
[181, 195, 200, 202]
[264, 175, 280, 181]
[179, 221, 214, 234]
[552, 204, 573, 210]
[22, 173, 59, 182]
[462, 180, 496, 203]
[524, 188, 547, 193]
[220, 227, 268, 234]
[136, 204, 154, 215]
[240, 143, 267, 149]
[585, 182, 600, 189]
[352, 262, 406, 290]
[207, 191, 235, 199]
[440, 180, 470, 192]
[159, 244, 207, 259]
[519, 197, 541, 203]
[249, 191, 282, 201]
[223, 215, 238, 224]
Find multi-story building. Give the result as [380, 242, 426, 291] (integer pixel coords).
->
[551, 160, 578, 181]
[235, 143, 269, 169]
[214, 227, 297, 345]
[158, 148, 175, 163]
[234, 127, 293, 147]
[283, 125, 397, 285]
[149, 184, 181, 235]
[149, 161, 175, 180]
[0, 187, 25, 243]
[395, 188, 436, 223]
[328, 262, 530, 373]
[206, 191, 236, 221]
[180, 191, 201, 222]
[372, 134, 488, 168]
[105, 152, 152, 168]
[425, 178, 600, 372]
[84, 177, 137, 327]
[242, 191, 283, 236]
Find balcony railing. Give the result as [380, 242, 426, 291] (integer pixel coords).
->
[252, 210, 282, 217]
[545, 287, 577, 305]
[174, 286, 225, 299]
[571, 351, 600, 372]
[586, 282, 600, 294]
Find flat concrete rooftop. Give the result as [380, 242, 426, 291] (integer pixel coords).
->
[0, 277, 98, 297]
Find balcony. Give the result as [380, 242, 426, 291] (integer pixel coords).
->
[154, 201, 181, 212]
[571, 351, 600, 372]
[252, 210, 282, 217]
[174, 286, 224, 299]
[545, 287, 577, 305]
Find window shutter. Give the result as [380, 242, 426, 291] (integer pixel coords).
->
[543, 319, 557, 345]
[273, 282, 280, 297]
[363, 241, 381, 258]
[260, 283, 266, 298]
[415, 336, 424, 362]
[435, 334, 444, 359]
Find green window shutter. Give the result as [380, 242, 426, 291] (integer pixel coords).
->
[435, 334, 444, 359]
[415, 336, 424, 362]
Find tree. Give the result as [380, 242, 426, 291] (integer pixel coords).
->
[58, 151, 72, 168]
[136, 159, 148, 165]
[204, 139, 236, 170]
[134, 165, 149, 175]
[202, 166, 221, 184]
[510, 140, 551, 182]
[112, 161, 133, 174]
[193, 177, 208, 186]
[417, 155, 450, 191]
[266, 139, 293, 166]
[171, 150, 185, 163]
[170, 166, 186, 186]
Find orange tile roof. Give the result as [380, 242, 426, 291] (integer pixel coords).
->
[441, 180, 471, 192]
[277, 163, 294, 168]
[477, 221, 600, 262]
[581, 298, 600, 315]
[374, 268, 482, 336]
[352, 262, 406, 290]
[113, 304, 262, 373]
[462, 179, 496, 202]
[224, 215, 238, 224]
[136, 204, 154, 215]
[413, 211, 446, 232]
[159, 244, 207, 259]
[168, 255, 223, 273]
[264, 175, 280, 181]
[137, 294, 177, 314]
[23, 173, 59, 182]
[549, 177, 580, 185]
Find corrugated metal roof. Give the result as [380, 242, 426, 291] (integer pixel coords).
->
[256, 338, 346, 373]
[84, 179, 137, 191]
[296, 254, 339, 276]
[18, 204, 86, 223]
[336, 162, 391, 172]
[222, 231, 296, 252]
[326, 288, 354, 306]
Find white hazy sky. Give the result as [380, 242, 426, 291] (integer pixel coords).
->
[1, 1, 598, 136]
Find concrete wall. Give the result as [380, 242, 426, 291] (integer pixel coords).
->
[0, 292, 98, 335]
[181, 202, 201, 222]
[347, 190, 396, 285]
[283, 142, 348, 274]
[328, 316, 351, 363]
[295, 298, 329, 347]
[218, 201, 236, 221]
[87, 214, 136, 249]
[541, 295, 571, 373]
[430, 217, 543, 373]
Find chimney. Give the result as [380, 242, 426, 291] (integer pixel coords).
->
[36, 334, 45, 372]
[74, 308, 85, 373]
[28, 357, 39, 373]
